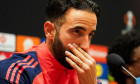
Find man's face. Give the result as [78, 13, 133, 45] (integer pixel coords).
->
[53, 7, 97, 69]
[130, 46, 140, 77]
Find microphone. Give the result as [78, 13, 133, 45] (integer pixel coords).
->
[107, 53, 136, 80]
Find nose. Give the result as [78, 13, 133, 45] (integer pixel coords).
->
[78, 36, 90, 52]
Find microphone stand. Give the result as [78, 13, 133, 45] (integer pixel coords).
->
[122, 66, 136, 80]
[122, 66, 140, 84]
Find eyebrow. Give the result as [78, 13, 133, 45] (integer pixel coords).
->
[71, 26, 86, 31]
[70, 26, 96, 33]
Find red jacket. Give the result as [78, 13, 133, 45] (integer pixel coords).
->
[0, 42, 102, 84]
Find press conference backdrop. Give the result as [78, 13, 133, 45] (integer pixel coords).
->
[0, 0, 140, 84]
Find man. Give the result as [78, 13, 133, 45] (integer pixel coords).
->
[0, 0, 101, 84]
[107, 30, 140, 84]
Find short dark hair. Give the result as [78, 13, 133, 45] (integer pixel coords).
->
[107, 30, 140, 84]
[45, 0, 100, 29]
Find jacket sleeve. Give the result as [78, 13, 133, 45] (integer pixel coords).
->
[0, 51, 41, 84]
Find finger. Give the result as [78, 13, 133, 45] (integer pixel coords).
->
[65, 57, 83, 72]
[65, 51, 83, 67]
[66, 56, 94, 76]
[73, 43, 93, 60]
[67, 44, 88, 62]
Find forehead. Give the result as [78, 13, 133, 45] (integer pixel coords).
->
[62, 7, 97, 29]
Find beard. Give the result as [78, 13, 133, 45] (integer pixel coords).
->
[52, 33, 73, 69]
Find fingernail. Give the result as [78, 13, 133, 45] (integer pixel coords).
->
[65, 51, 69, 55]
[65, 57, 69, 60]
[68, 43, 72, 47]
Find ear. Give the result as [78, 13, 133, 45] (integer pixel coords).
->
[44, 21, 55, 40]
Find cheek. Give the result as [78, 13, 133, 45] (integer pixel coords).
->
[59, 29, 80, 48]
[59, 35, 77, 51]
[132, 65, 140, 77]
[60, 36, 74, 46]
[59, 31, 73, 44]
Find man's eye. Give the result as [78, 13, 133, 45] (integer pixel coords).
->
[74, 30, 80, 34]
[89, 32, 94, 37]
[89, 33, 93, 36]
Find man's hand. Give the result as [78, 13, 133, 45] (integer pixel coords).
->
[65, 43, 97, 84]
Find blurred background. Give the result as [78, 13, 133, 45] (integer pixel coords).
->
[0, 0, 140, 84]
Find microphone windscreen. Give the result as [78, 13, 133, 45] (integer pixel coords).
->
[107, 53, 125, 68]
